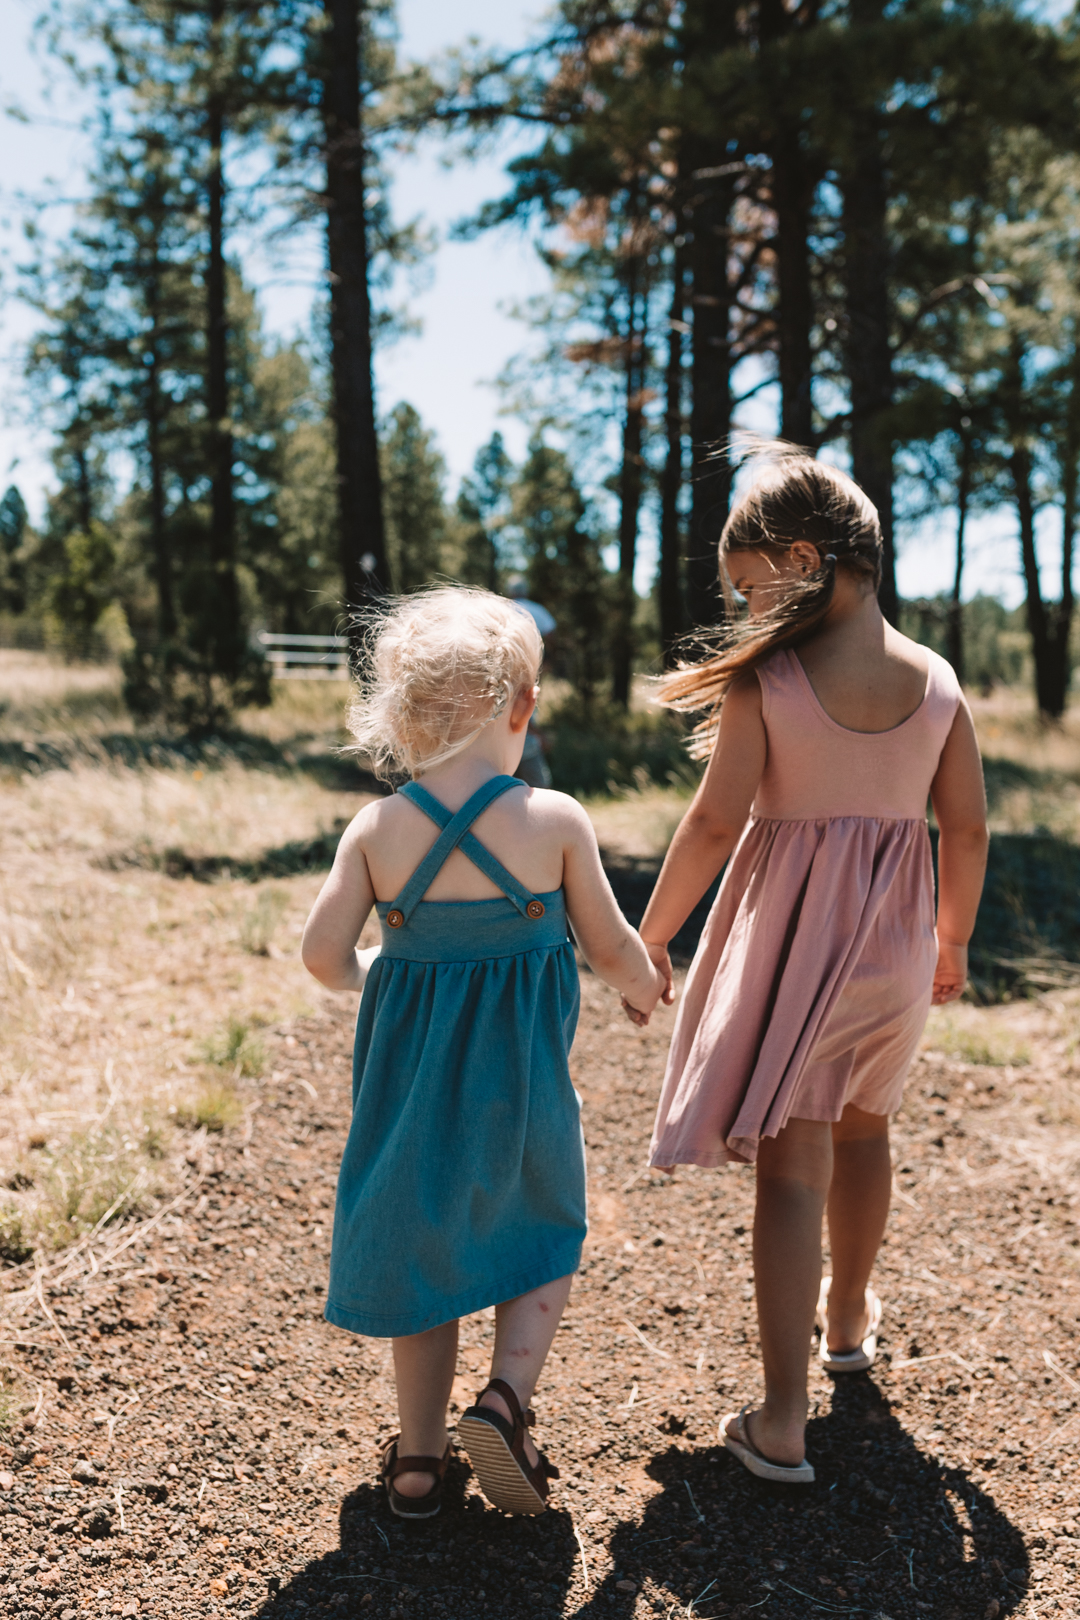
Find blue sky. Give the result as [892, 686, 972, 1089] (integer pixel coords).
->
[0, 0, 1039, 606]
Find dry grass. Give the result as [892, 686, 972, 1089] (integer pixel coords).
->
[0, 666, 377, 1261]
[922, 1005, 1032, 1067]
[0, 648, 128, 736]
[2, 655, 1080, 1269]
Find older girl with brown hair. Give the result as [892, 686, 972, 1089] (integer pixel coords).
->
[638, 444, 988, 1483]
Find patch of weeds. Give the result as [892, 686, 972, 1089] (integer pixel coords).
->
[239, 887, 288, 956]
[37, 1129, 148, 1243]
[0, 1204, 33, 1267]
[198, 1016, 265, 1077]
[0, 1364, 26, 1431]
[176, 1081, 242, 1134]
[141, 1109, 170, 1161]
[923, 1014, 1030, 1068]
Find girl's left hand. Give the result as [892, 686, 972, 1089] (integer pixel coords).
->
[621, 994, 651, 1027]
[932, 940, 968, 1004]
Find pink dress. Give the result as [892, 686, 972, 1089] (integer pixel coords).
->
[649, 647, 962, 1167]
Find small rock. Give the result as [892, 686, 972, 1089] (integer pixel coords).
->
[616, 1579, 638, 1595]
[71, 1460, 97, 1485]
[0, 1471, 13, 1491]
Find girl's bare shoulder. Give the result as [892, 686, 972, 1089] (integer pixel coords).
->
[883, 623, 933, 673]
[498, 784, 594, 841]
[339, 791, 405, 850]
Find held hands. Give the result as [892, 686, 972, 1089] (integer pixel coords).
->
[932, 939, 968, 1005]
[621, 940, 676, 1028]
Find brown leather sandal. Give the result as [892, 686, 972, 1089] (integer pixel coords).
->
[457, 1377, 559, 1515]
[379, 1436, 452, 1519]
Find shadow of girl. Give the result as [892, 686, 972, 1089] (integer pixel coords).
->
[247, 1455, 581, 1619]
[564, 1377, 1028, 1619]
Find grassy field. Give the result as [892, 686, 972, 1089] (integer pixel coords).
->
[1, 650, 1079, 1272]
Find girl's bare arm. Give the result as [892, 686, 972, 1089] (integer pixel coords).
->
[638, 676, 768, 988]
[559, 803, 668, 1020]
[301, 819, 379, 992]
[929, 701, 989, 1004]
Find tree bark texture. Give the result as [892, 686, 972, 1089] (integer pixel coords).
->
[659, 245, 687, 663]
[686, 172, 734, 631]
[759, 0, 815, 448]
[612, 248, 646, 709]
[840, 1, 896, 624]
[1006, 341, 1075, 718]
[323, 0, 388, 627]
[205, 0, 241, 677]
[947, 426, 971, 684]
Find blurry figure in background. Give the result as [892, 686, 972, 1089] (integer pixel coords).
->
[507, 578, 556, 788]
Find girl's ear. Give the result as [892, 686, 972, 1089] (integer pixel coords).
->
[508, 685, 538, 734]
[789, 540, 822, 576]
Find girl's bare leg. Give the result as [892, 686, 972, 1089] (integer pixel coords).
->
[825, 1104, 891, 1351]
[477, 1272, 575, 1467]
[726, 1117, 832, 1467]
[391, 1319, 459, 1497]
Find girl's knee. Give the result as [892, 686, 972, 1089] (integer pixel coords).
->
[832, 1104, 890, 1144]
[756, 1116, 833, 1192]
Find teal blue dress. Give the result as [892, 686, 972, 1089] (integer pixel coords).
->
[325, 775, 587, 1339]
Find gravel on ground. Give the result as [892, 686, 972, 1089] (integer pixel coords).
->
[3, 971, 1079, 1620]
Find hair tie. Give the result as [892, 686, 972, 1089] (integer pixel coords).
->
[824, 553, 837, 568]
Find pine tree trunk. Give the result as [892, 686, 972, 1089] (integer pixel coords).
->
[686, 171, 734, 631]
[323, 0, 388, 629]
[145, 261, 174, 642]
[74, 444, 93, 535]
[612, 249, 645, 709]
[1011, 443, 1057, 715]
[841, 2, 896, 623]
[658, 244, 686, 663]
[772, 130, 814, 448]
[947, 428, 971, 684]
[759, 0, 815, 448]
[1049, 343, 1080, 714]
[206, 0, 240, 678]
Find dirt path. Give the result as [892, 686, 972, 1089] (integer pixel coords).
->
[3, 974, 1080, 1620]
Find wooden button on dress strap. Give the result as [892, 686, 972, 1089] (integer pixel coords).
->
[387, 910, 404, 929]
[526, 900, 545, 919]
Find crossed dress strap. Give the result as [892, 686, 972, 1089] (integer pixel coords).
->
[384, 776, 547, 928]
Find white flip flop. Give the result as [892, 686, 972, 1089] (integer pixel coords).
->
[816, 1277, 883, 1373]
[720, 1407, 815, 1485]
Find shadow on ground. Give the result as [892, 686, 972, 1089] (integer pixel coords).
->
[247, 1381, 1027, 1620]
[0, 727, 384, 794]
[249, 1450, 579, 1620]
[579, 1377, 1027, 1620]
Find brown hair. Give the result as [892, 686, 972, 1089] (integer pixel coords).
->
[660, 441, 883, 757]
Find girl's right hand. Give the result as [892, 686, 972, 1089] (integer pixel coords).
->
[641, 940, 675, 1006]
[932, 940, 968, 1004]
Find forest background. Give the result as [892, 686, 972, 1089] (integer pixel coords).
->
[3, 0, 1080, 742]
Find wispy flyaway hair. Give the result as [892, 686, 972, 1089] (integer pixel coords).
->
[346, 586, 544, 779]
[660, 439, 883, 757]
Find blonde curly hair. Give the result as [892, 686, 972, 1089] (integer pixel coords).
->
[346, 587, 543, 779]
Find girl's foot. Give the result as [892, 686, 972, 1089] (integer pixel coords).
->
[817, 1279, 882, 1372]
[380, 1438, 452, 1518]
[722, 1405, 808, 1470]
[458, 1377, 559, 1515]
[478, 1383, 542, 1470]
[720, 1407, 815, 1485]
